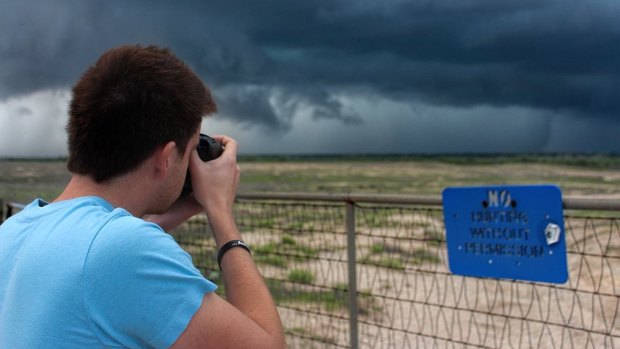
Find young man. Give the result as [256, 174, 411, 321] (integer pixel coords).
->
[0, 45, 286, 348]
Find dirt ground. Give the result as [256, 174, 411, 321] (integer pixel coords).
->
[2, 157, 619, 347]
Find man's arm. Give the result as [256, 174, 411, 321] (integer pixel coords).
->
[170, 135, 286, 349]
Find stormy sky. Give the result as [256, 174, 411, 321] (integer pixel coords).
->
[1, 0, 619, 156]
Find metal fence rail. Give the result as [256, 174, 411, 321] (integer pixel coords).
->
[2, 194, 620, 348]
[169, 193, 620, 348]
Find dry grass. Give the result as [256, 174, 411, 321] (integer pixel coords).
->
[2, 157, 620, 204]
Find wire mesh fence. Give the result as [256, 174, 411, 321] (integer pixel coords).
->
[2, 195, 619, 348]
[173, 201, 353, 348]
[169, 196, 620, 349]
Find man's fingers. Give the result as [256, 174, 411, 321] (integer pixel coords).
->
[211, 135, 237, 149]
[211, 135, 238, 160]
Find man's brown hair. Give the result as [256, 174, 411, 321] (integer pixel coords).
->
[67, 44, 217, 182]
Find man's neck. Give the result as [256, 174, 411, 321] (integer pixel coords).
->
[54, 173, 149, 217]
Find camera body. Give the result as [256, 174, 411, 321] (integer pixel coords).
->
[180, 134, 224, 197]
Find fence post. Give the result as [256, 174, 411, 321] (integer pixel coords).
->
[346, 201, 359, 349]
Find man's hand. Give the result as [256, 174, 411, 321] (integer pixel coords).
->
[189, 135, 241, 246]
[171, 134, 286, 348]
[143, 135, 238, 232]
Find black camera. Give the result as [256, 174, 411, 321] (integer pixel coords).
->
[180, 133, 224, 197]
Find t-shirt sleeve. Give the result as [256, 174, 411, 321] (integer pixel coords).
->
[83, 215, 217, 349]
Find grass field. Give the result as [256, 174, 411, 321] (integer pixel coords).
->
[1, 154, 620, 204]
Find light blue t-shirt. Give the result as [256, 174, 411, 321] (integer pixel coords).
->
[0, 196, 217, 348]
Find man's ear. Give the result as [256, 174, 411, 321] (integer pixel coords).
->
[153, 141, 177, 179]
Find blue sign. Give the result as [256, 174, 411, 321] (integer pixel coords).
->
[443, 185, 568, 284]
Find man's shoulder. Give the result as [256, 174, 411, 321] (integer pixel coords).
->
[100, 208, 167, 233]
[53, 196, 166, 244]
[90, 212, 187, 268]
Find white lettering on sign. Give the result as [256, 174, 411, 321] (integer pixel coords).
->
[488, 190, 512, 208]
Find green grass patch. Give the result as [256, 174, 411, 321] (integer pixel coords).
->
[253, 235, 318, 268]
[281, 234, 296, 245]
[372, 257, 405, 270]
[255, 254, 288, 268]
[370, 244, 385, 254]
[287, 269, 315, 284]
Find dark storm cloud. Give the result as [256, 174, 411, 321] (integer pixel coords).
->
[1, 0, 619, 131]
[214, 85, 288, 132]
[249, 0, 620, 117]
